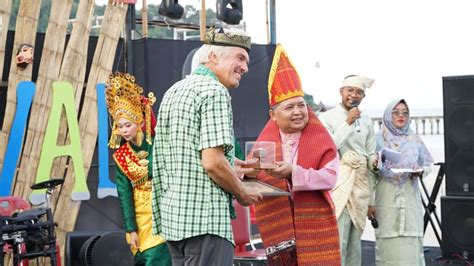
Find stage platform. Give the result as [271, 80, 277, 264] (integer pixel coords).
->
[361, 240, 444, 265]
[244, 240, 472, 265]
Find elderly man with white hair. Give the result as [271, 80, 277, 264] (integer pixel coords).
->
[318, 75, 378, 266]
[151, 27, 262, 266]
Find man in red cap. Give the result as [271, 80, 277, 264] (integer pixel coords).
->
[249, 44, 341, 265]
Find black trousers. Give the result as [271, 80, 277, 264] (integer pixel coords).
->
[166, 234, 234, 266]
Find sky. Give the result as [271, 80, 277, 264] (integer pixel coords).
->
[96, 0, 474, 110]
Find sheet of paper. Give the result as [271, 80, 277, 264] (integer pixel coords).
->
[377, 148, 402, 169]
[390, 168, 423, 174]
[380, 148, 402, 163]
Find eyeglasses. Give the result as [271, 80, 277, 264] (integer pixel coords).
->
[392, 110, 409, 117]
[345, 87, 365, 97]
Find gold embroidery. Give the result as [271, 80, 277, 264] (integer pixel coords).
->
[136, 150, 148, 159]
[114, 143, 151, 190]
[126, 156, 148, 179]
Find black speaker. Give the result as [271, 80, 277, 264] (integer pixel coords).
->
[442, 75, 474, 196]
[216, 0, 243, 25]
[158, 0, 184, 20]
[66, 231, 133, 266]
[441, 196, 474, 260]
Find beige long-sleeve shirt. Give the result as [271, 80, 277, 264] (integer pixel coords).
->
[318, 104, 378, 230]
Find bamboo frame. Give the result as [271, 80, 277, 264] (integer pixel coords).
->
[14, 0, 73, 199]
[142, 0, 148, 37]
[0, 0, 12, 81]
[0, 0, 42, 183]
[10, 0, 73, 261]
[52, 2, 128, 260]
[1, 2, 42, 264]
[1, 1, 133, 264]
[0, 0, 12, 172]
[200, 0, 206, 40]
[51, 0, 95, 202]
[50, 1, 95, 262]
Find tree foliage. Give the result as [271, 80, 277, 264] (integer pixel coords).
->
[304, 93, 318, 111]
[8, 1, 213, 39]
[304, 92, 327, 113]
[135, 4, 217, 39]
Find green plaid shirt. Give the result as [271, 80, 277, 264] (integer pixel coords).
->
[151, 65, 235, 243]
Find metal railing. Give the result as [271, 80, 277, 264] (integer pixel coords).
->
[373, 116, 444, 135]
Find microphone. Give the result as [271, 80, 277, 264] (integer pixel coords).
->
[370, 217, 379, 229]
[351, 100, 361, 133]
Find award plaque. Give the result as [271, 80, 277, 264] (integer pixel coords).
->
[243, 141, 277, 169]
[242, 179, 290, 196]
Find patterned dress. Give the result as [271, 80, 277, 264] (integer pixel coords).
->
[114, 140, 171, 266]
[373, 99, 434, 266]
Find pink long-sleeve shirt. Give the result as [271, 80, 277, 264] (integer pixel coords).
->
[280, 131, 339, 192]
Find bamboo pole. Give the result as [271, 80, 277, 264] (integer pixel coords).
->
[265, 0, 270, 44]
[51, 0, 94, 194]
[0, 0, 12, 81]
[50, 0, 95, 251]
[0, 0, 42, 182]
[142, 0, 148, 38]
[1, 1, 41, 265]
[53, 2, 128, 261]
[14, 0, 73, 200]
[200, 0, 206, 40]
[0, 0, 12, 164]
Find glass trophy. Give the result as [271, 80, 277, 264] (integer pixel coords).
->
[241, 141, 289, 196]
[243, 141, 277, 169]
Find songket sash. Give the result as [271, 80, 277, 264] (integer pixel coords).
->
[255, 111, 341, 265]
[332, 151, 370, 233]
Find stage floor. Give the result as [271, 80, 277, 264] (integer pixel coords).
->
[361, 240, 443, 266]
[247, 239, 471, 265]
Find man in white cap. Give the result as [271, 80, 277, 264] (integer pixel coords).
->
[318, 75, 378, 266]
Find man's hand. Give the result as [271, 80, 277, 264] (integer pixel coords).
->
[367, 205, 376, 220]
[202, 147, 262, 205]
[346, 107, 361, 125]
[236, 186, 263, 206]
[234, 158, 260, 179]
[265, 161, 292, 179]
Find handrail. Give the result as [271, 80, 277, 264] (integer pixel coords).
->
[373, 116, 444, 135]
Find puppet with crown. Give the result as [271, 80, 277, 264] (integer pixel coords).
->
[105, 72, 171, 265]
[250, 44, 341, 265]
